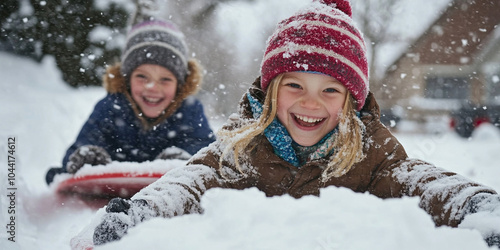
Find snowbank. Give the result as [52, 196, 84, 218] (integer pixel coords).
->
[98, 187, 490, 250]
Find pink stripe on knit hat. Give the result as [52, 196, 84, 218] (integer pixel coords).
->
[262, 48, 368, 110]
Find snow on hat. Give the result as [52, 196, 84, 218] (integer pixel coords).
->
[260, 0, 369, 110]
[121, 18, 189, 85]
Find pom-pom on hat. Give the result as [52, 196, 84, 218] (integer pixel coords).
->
[121, 18, 189, 85]
[260, 0, 369, 110]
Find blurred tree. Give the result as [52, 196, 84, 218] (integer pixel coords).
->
[156, 0, 256, 121]
[1, 0, 254, 121]
[351, 0, 400, 90]
[0, 0, 130, 87]
[0, 0, 32, 56]
[0, 0, 19, 28]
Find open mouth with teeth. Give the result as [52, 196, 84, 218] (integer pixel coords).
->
[143, 96, 164, 105]
[293, 113, 326, 128]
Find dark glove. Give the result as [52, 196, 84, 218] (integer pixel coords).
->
[66, 145, 111, 174]
[93, 198, 155, 245]
[93, 213, 130, 246]
[461, 193, 500, 248]
[45, 167, 65, 185]
[106, 197, 149, 215]
[465, 193, 500, 214]
[155, 146, 191, 160]
[485, 235, 500, 248]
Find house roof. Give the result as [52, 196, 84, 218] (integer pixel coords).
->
[374, 0, 451, 76]
[387, 0, 500, 71]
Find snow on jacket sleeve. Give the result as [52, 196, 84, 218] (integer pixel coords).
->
[359, 94, 497, 227]
[131, 143, 242, 217]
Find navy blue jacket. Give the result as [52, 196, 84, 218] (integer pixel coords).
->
[62, 93, 215, 171]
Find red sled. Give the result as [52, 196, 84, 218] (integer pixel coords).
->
[54, 160, 183, 209]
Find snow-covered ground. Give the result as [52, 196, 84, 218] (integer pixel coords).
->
[1, 51, 500, 250]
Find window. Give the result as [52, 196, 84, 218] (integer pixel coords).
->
[425, 77, 469, 99]
[487, 74, 500, 102]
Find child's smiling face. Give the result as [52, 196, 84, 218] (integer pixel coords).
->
[130, 64, 178, 118]
[276, 72, 347, 146]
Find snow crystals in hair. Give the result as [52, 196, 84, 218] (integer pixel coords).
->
[318, 0, 352, 17]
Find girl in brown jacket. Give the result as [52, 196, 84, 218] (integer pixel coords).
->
[92, 0, 500, 247]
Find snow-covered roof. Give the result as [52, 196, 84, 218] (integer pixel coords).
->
[375, 0, 452, 74]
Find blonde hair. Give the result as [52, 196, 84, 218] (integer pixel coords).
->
[322, 92, 365, 180]
[218, 74, 365, 181]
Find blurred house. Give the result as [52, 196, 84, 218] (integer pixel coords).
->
[376, 0, 500, 130]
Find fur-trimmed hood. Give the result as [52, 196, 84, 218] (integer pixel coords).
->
[102, 59, 204, 129]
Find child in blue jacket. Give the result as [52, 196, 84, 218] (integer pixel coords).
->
[45, 17, 215, 184]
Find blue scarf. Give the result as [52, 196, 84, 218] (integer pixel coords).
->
[247, 93, 336, 167]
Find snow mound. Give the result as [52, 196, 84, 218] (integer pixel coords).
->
[471, 123, 500, 141]
[98, 187, 489, 250]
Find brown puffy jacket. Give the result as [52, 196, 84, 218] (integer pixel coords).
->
[135, 78, 496, 227]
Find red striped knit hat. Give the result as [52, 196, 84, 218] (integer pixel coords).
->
[260, 0, 369, 110]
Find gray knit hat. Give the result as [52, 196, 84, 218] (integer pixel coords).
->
[121, 19, 189, 85]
